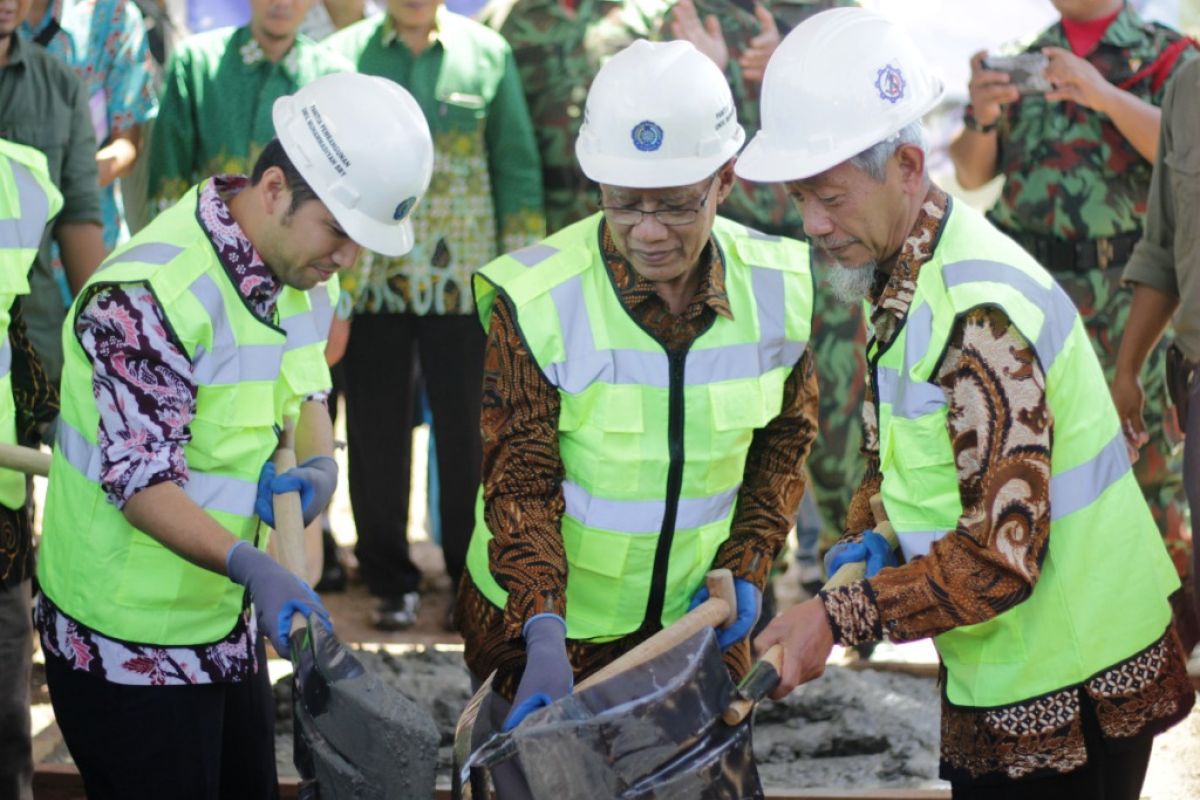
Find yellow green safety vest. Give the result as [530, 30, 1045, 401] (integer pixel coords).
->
[466, 214, 814, 641]
[0, 141, 62, 510]
[873, 200, 1178, 708]
[39, 181, 336, 645]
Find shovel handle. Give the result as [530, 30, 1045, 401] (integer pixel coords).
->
[722, 642, 783, 725]
[576, 568, 736, 692]
[271, 418, 308, 580]
[0, 442, 50, 477]
[824, 493, 899, 589]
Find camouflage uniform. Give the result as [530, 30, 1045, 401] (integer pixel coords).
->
[477, 0, 668, 234]
[664, 0, 864, 551]
[989, 7, 1196, 581]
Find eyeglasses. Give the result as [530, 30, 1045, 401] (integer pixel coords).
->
[600, 177, 718, 227]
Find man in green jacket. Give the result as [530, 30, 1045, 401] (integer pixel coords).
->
[746, 10, 1192, 798]
[146, 0, 353, 215]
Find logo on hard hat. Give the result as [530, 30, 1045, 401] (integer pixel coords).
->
[631, 121, 664, 152]
[874, 65, 906, 104]
[393, 196, 416, 221]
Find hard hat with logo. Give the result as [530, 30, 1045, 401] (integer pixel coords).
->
[736, 8, 944, 184]
[575, 39, 745, 188]
[273, 72, 434, 257]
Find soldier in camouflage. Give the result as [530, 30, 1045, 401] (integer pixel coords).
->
[950, 0, 1197, 643]
[476, 0, 668, 235]
[667, 0, 864, 561]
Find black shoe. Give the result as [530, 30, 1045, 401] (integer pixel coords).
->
[371, 592, 420, 631]
[314, 527, 346, 592]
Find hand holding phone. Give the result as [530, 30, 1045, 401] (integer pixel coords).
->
[981, 52, 1053, 95]
[966, 50, 1022, 128]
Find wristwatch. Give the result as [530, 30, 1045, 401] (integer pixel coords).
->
[962, 105, 999, 133]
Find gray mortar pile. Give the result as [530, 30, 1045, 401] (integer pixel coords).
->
[273, 647, 947, 791]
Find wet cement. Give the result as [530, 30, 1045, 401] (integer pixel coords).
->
[273, 647, 945, 791]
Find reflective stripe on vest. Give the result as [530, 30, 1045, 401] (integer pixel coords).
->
[564, 480, 741, 535]
[281, 284, 334, 353]
[56, 419, 258, 517]
[98, 242, 185, 271]
[544, 265, 807, 393]
[189, 273, 283, 385]
[0, 161, 50, 251]
[873, 202, 1175, 708]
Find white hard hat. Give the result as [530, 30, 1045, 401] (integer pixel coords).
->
[273, 72, 434, 257]
[575, 39, 745, 189]
[736, 8, 944, 184]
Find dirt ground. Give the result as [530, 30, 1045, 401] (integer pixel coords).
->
[30, 423, 1200, 796]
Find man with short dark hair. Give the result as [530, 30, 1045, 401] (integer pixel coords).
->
[35, 72, 434, 799]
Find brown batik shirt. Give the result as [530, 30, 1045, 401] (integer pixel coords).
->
[458, 218, 819, 700]
[818, 185, 1194, 783]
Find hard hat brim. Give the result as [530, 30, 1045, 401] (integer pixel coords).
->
[735, 86, 944, 184]
[576, 130, 744, 190]
[334, 205, 416, 257]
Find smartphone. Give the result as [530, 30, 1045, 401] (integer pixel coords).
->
[982, 52, 1052, 95]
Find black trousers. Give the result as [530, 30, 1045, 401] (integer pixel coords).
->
[341, 312, 484, 597]
[951, 691, 1154, 800]
[45, 636, 278, 800]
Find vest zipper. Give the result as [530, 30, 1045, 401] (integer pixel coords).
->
[642, 348, 688, 633]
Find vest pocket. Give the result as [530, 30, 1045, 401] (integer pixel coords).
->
[709, 381, 771, 431]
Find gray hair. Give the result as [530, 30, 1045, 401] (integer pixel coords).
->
[847, 121, 928, 182]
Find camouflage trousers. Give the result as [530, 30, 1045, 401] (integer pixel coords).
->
[1057, 265, 1191, 576]
[806, 272, 869, 555]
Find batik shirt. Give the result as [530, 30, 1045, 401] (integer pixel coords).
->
[327, 8, 544, 315]
[147, 26, 351, 215]
[21, 0, 158, 251]
[989, 4, 1195, 241]
[32, 175, 291, 686]
[818, 185, 1194, 783]
[477, 0, 666, 234]
[458, 218, 819, 699]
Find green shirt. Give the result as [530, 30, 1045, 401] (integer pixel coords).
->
[989, 5, 1195, 241]
[0, 34, 100, 382]
[478, 0, 664, 235]
[1123, 56, 1200, 361]
[146, 26, 352, 215]
[327, 9, 545, 315]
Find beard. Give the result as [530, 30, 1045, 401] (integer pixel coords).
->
[814, 248, 878, 304]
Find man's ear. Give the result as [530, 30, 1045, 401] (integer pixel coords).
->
[715, 158, 738, 203]
[894, 144, 927, 194]
[259, 166, 290, 217]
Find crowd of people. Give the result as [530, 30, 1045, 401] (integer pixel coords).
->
[1, 0, 1199, 798]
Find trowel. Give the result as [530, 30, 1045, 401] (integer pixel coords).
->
[270, 422, 440, 799]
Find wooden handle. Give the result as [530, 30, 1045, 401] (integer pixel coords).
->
[0, 443, 50, 477]
[576, 568, 736, 692]
[722, 642, 783, 725]
[271, 418, 308, 580]
[825, 494, 898, 589]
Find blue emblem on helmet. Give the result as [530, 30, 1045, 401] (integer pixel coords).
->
[875, 64, 906, 104]
[631, 121, 664, 152]
[393, 196, 416, 221]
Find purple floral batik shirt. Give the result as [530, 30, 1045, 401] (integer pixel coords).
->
[35, 175, 287, 685]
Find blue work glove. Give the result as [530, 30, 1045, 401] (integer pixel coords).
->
[824, 530, 899, 579]
[255, 455, 338, 528]
[226, 540, 332, 657]
[502, 614, 574, 732]
[689, 578, 761, 650]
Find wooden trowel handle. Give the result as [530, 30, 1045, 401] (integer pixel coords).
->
[722, 642, 784, 725]
[0, 442, 50, 477]
[270, 419, 309, 638]
[576, 568, 737, 692]
[825, 493, 899, 589]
